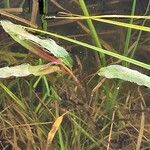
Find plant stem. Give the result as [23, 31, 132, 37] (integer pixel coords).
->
[123, 0, 136, 66]
[42, 0, 48, 31]
[108, 0, 137, 116]
[79, 0, 106, 66]
[130, 0, 150, 58]
[4, 0, 10, 8]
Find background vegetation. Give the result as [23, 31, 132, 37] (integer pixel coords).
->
[0, 0, 150, 149]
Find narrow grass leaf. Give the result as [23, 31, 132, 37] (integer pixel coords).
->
[94, 18, 150, 33]
[0, 82, 26, 110]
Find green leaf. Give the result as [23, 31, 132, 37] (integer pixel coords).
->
[0, 20, 73, 68]
[98, 65, 150, 88]
[0, 63, 60, 78]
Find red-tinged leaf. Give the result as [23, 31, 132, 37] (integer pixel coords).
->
[1, 20, 73, 68]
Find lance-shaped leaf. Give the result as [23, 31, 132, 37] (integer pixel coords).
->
[98, 65, 150, 88]
[45, 112, 68, 150]
[0, 63, 61, 78]
[0, 20, 73, 68]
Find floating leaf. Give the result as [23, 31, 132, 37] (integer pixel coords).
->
[0, 20, 73, 68]
[0, 63, 61, 78]
[98, 65, 150, 88]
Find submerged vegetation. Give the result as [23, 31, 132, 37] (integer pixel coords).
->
[0, 0, 150, 149]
